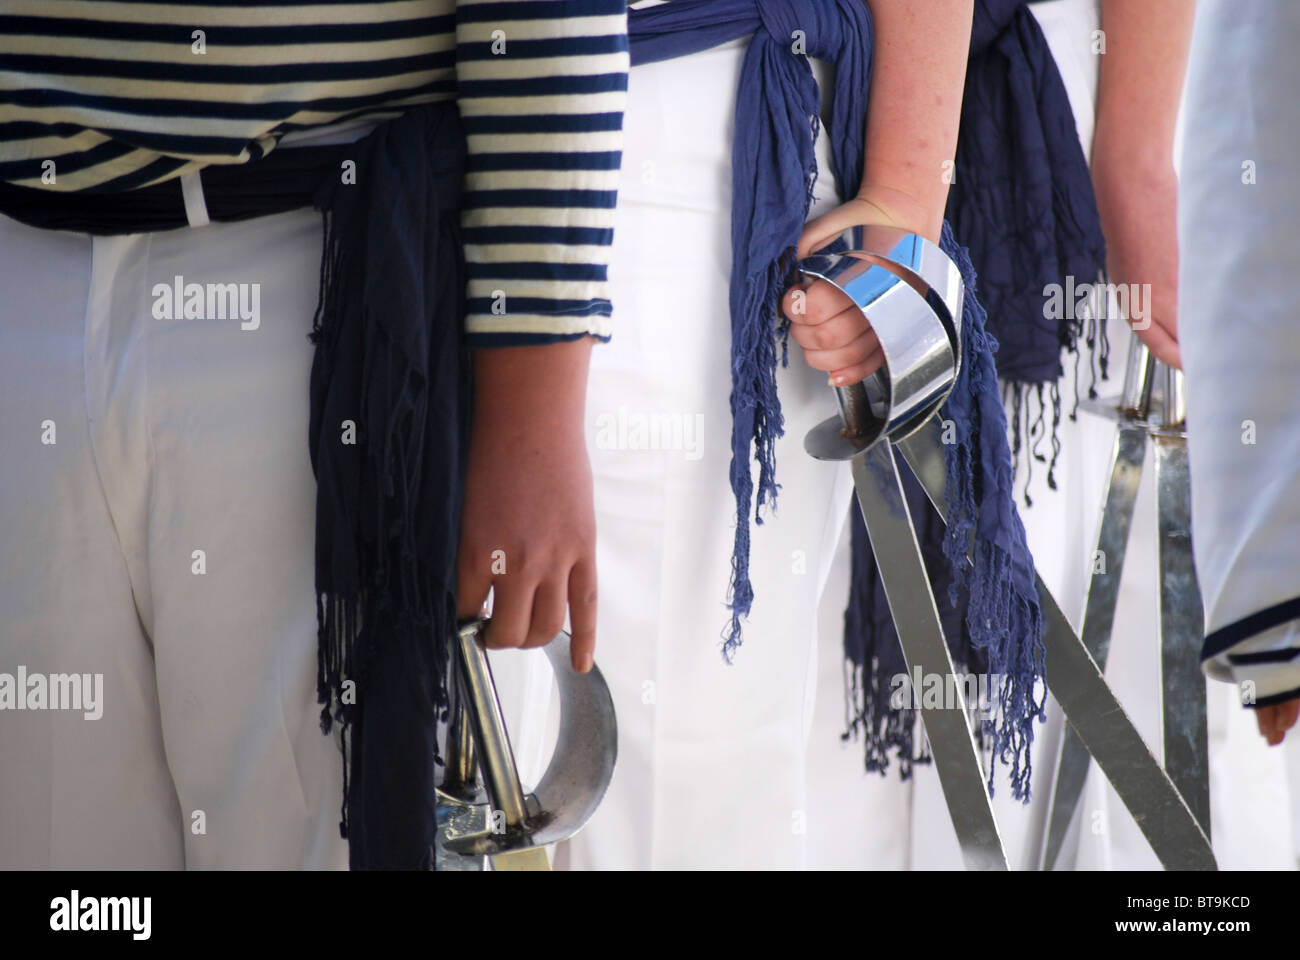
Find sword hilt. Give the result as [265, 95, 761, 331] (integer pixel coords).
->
[799, 226, 966, 461]
[436, 617, 618, 863]
[1118, 329, 1187, 431]
[453, 620, 531, 833]
[835, 381, 874, 440]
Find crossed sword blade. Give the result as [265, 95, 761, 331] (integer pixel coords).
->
[857, 418, 1217, 871]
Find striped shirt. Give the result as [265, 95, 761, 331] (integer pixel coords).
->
[0, 0, 630, 343]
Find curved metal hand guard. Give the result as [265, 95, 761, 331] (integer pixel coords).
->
[800, 226, 965, 459]
[436, 619, 617, 863]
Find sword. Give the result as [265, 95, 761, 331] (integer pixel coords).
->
[853, 442, 1010, 869]
[1039, 344, 1150, 869]
[801, 228, 1215, 870]
[898, 419, 1214, 870]
[1152, 365, 1210, 838]
[803, 227, 1008, 870]
[1038, 337, 1209, 868]
[435, 620, 618, 871]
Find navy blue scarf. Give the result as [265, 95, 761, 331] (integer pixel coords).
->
[630, 0, 1045, 799]
[309, 103, 470, 869]
[954, 0, 1109, 490]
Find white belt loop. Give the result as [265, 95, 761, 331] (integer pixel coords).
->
[180, 170, 210, 228]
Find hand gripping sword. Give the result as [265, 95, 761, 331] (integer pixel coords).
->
[435, 619, 618, 871]
[800, 227, 1215, 870]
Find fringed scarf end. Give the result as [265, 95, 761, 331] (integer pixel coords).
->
[721, 246, 805, 661]
[936, 224, 1047, 803]
[304, 103, 467, 866]
[841, 657, 927, 779]
[964, 539, 1047, 802]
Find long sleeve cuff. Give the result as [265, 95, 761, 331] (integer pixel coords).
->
[455, 0, 628, 347]
[1203, 617, 1300, 708]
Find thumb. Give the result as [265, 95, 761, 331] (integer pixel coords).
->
[796, 203, 867, 261]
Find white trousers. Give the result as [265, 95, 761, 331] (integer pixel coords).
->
[543, 37, 856, 869]
[0, 205, 349, 868]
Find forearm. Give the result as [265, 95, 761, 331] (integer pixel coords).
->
[1084, 0, 1192, 369]
[460, 334, 598, 663]
[471, 339, 593, 445]
[860, 0, 973, 241]
[1092, 0, 1193, 183]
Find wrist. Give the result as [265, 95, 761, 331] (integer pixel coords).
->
[471, 339, 592, 444]
[853, 185, 945, 245]
[1091, 130, 1176, 190]
[1091, 151, 1176, 230]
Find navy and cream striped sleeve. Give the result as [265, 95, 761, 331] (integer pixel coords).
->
[455, 0, 629, 346]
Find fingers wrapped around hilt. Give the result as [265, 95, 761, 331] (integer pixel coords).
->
[437, 618, 618, 859]
[800, 227, 965, 461]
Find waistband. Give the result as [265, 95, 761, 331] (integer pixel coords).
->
[0, 100, 463, 236]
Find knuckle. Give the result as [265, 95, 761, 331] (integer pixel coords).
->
[811, 324, 841, 351]
[514, 549, 551, 579]
[804, 287, 833, 319]
[787, 322, 815, 347]
[485, 629, 524, 650]
[525, 623, 561, 647]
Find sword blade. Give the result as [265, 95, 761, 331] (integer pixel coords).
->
[851, 442, 1009, 871]
[1041, 425, 1146, 869]
[897, 420, 1216, 870]
[1153, 434, 1210, 835]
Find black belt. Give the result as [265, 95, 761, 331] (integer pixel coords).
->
[0, 142, 348, 235]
